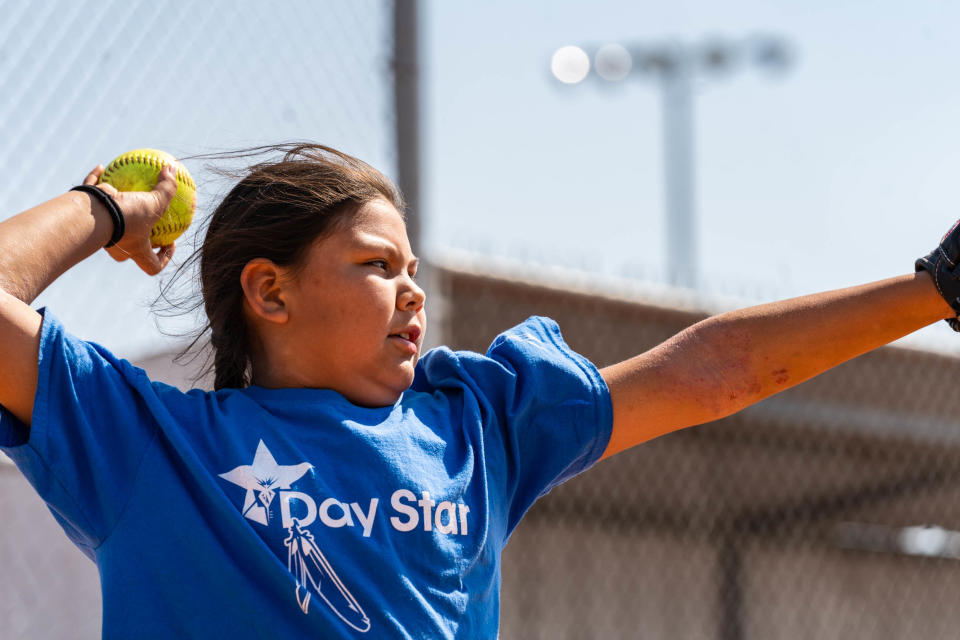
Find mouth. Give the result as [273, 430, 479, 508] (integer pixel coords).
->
[388, 325, 422, 351]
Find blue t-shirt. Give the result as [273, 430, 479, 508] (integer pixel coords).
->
[0, 309, 612, 639]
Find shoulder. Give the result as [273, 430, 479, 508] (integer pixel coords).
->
[34, 306, 152, 394]
[486, 315, 569, 359]
[412, 315, 595, 394]
[414, 315, 555, 370]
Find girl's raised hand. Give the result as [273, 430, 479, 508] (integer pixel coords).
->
[81, 164, 179, 276]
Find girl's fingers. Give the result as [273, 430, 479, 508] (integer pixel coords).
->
[129, 242, 175, 276]
[131, 248, 162, 276]
[156, 242, 175, 271]
[96, 165, 178, 275]
[83, 165, 104, 186]
[152, 165, 179, 210]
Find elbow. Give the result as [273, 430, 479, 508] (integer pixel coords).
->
[0, 280, 21, 305]
[0, 276, 32, 306]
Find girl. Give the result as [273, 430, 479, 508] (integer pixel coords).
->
[0, 143, 956, 639]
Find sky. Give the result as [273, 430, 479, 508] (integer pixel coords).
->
[3, 0, 960, 357]
[422, 0, 960, 350]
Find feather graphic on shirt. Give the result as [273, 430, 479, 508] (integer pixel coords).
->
[285, 520, 371, 633]
[219, 440, 372, 632]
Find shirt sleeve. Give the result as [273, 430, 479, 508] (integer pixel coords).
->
[0, 308, 160, 554]
[412, 316, 613, 534]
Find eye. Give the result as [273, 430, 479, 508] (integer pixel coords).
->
[367, 259, 389, 270]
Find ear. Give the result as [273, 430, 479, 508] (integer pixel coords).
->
[240, 258, 291, 324]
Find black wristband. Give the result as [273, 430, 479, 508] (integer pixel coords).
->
[70, 184, 125, 248]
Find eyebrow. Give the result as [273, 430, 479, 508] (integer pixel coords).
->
[355, 237, 419, 270]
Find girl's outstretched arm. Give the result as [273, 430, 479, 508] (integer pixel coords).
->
[0, 165, 178, 428]
[599, 271, 955, 459]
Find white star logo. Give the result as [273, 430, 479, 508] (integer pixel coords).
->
[219, 440, 313, 526]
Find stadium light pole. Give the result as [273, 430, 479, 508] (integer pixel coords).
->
[394, 0, 448, 350]
[551, 37, 793, 290]
[394, 0, 421, 259]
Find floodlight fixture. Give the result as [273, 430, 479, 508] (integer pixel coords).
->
[594, 44, 632, 81]
[551, 45, 590, 84]
[550, 35, 794, 289]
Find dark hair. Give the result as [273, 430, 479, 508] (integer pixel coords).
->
[156, 143, 405, 391]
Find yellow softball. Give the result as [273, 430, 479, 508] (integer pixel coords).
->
[99, 148, 197, 247]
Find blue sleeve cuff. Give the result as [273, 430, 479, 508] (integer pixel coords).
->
[532, 316, 613, 482]
[0, 307, 54, 456]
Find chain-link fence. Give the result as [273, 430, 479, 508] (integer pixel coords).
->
[0, 1, 396, 637]
[0, 0, 396, 359]
[434, 259, 960, 640]
[6, 2, 960, 639]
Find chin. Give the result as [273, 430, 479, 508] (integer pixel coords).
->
[397, 359, 417, 383]
[393, 372, 416, 395]
[357, 374, 415, 408]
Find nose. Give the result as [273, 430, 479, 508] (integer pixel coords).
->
[398, 273, 426, 312]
